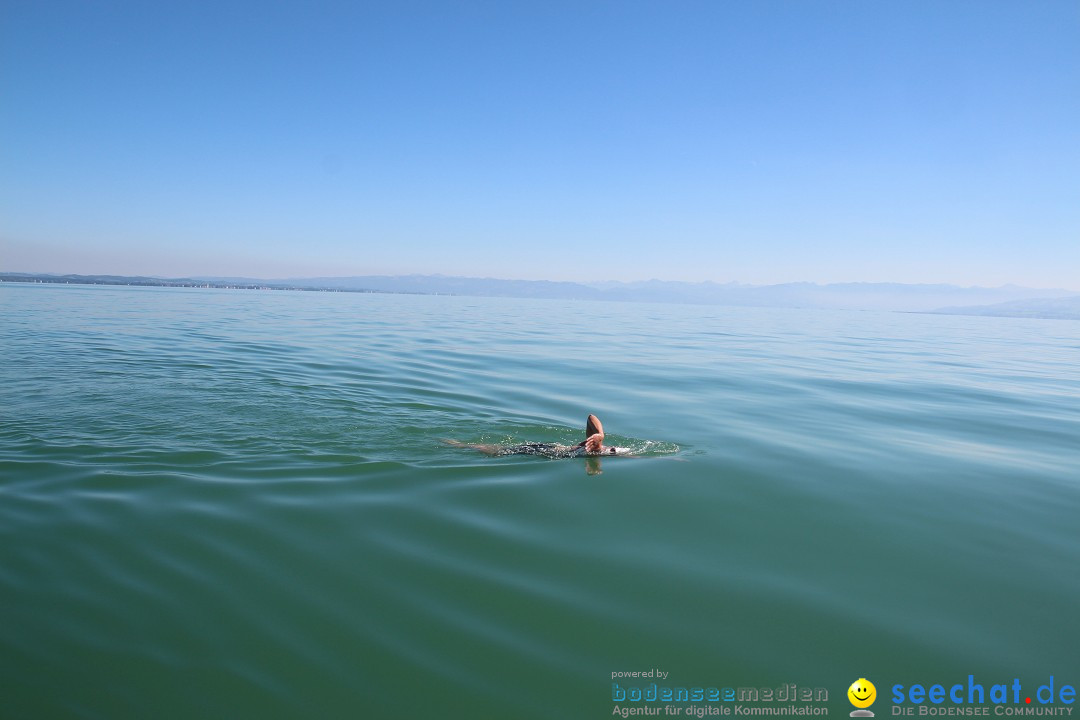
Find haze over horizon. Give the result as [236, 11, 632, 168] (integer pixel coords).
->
[7, 269, 1080, 295]
[3, 1, 1078, 289]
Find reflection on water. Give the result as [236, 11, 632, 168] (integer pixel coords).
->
[1, 283, 1078, 719]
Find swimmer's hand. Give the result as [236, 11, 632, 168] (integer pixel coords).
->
[584, 433, 604, 454]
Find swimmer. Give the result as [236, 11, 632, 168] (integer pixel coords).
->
[445, 414, 625, 458]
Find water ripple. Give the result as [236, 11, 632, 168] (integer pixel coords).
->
[3, 284, 1079, 718]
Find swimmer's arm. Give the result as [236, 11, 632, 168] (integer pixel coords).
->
[581, 432, 604, 453]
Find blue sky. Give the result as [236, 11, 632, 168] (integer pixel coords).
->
[2, 0, 1078, 288]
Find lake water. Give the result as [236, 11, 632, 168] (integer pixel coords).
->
[2, 282, 1078, 719]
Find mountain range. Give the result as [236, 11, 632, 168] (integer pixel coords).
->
[3, 272, 1079, 319]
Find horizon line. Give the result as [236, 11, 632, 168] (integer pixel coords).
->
[3, 271, 1079, 294]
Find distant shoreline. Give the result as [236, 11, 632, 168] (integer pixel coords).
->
[4, 272, 1079, 319]
[0, 273, 400, 295]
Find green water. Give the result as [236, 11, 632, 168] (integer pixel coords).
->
[2, 282, 1078, 719]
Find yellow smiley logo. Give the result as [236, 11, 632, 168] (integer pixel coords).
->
[848, 678, 877, 709]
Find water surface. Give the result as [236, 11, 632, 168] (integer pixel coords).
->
[2, 283, 1078, 719]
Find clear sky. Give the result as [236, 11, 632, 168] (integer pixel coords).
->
[2, 1, 1078, 288]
